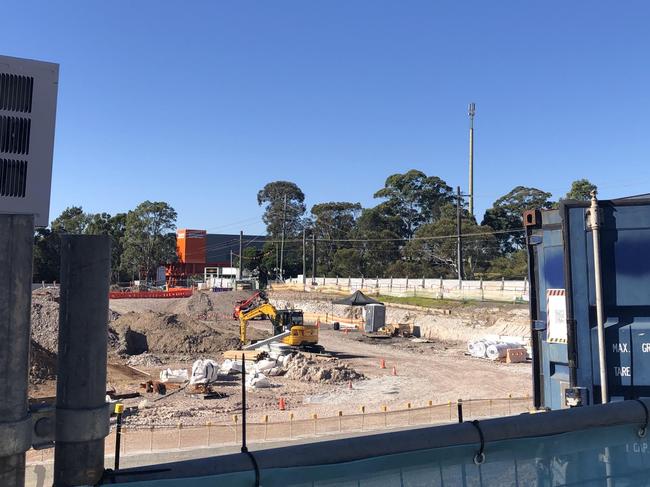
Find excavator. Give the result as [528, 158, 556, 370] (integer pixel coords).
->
[238, 302, 323, 352]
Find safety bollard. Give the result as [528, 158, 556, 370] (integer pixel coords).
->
[114, 403, 124, 470]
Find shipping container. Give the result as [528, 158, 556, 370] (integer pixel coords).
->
[526, 195, 650, 410]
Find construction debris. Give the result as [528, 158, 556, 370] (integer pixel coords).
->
[159, 368, 189, 383]
[283, 353, 365, 384]
[126, 352, 164, 367]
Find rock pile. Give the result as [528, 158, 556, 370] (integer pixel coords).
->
[283, 354, 365, 384]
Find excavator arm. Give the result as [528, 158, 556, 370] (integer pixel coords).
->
[239, 303, 277, 344]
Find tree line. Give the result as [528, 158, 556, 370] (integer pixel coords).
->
[34, 175, 596, 284]
[249, 173, 597, 281]
[33, 201, 177, 283]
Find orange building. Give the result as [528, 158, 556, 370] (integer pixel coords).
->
[176, 229, 206, 264]
[166, 229, 266, 285]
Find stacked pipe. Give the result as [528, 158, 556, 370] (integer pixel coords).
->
[468, 339, 521, 360]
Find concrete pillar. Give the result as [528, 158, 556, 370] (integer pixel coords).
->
[0, 215, 34, 487]
[54, 235, 111, 486]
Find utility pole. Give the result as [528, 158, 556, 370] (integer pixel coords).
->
[279, 194, 287, 281]
[302, 228, 306, 286]
[456, 186, 464, 285]
[230, 250, 233, 268]
[468, 103, 476, 218]
[238, 230, 243, 280]
[311, 231, 316, 285]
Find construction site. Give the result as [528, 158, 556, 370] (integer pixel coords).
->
[4, 6, 650, 483]
[29, 285, 531, 430]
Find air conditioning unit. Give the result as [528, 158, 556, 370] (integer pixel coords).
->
[0, 55, 59, 226]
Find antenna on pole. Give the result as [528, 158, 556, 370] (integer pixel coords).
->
[468, 102, 476, 218]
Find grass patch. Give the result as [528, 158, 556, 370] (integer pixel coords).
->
[375, 294, 472, 309]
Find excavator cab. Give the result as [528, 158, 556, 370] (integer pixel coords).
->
[274, 310, 304, 335]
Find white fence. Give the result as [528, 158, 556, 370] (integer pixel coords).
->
[283, 277, 529, 303]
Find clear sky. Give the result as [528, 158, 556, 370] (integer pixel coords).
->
[2, 1, 649, 234]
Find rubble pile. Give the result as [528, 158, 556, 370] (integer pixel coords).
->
[283, 353, 365, 384]
[30, 340, 57, 384]
[126, 352, 164, 367]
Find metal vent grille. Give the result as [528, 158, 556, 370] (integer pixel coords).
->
[0, 159, 28, 197]
[0, 116, 31, 155]
[0, 73, 33, 113]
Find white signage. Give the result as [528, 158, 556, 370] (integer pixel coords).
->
[547, 289, 567, 343]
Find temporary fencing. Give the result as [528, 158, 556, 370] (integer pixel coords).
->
[26, 396, 531, 465]
[109, 288, 193, 299]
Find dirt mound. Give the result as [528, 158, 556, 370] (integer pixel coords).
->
[110, 311, 260, 356]
[30, 340, 57, 384]
[31, 287, 121, 354]
[171, 290, 255, 320]
[31, 288, 61, 354]
[284, 354, 364, 384]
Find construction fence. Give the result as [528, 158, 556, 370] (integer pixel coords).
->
[281, 277, 529, 303]
[26, 396, 531, 464]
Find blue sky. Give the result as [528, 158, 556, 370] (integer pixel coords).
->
[2, 1, 649, 234]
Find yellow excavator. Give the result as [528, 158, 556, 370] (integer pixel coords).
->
[238, 302, 323, 352]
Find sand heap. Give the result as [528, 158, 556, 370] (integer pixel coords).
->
[31, 287, 121, 354]
[283, 354, 365, 384]
[109, 311, 259, 357]
[171, 290, 255, 320]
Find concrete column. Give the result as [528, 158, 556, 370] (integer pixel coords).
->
[54, 235, 111, 486]
[0, 215, 34, 487]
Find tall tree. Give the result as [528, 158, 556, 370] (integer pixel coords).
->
[374, 170, 454, 239]
[33, 228, 60, 282]
[121, 201, 177, 280]
[404, 204, 498, 278]
[311, 202, 362, 276]
[353, 207, 402, 277]
[482, 186, 554, 253]
[565, 179, 597, 201]
[50, 206, 90, 234]
[257, 181, 306, 238]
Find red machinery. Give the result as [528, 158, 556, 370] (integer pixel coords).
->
[233, 291, 268, 319]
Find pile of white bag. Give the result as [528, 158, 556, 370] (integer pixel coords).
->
[190, 359, 220, 385]
[467, 338, 525, 361]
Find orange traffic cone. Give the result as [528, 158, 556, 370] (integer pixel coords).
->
[279, 397, 286, 411]
[392, 366, 397, 376]
[348, 380, 353, 390]
[380, 359, 386, 369]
